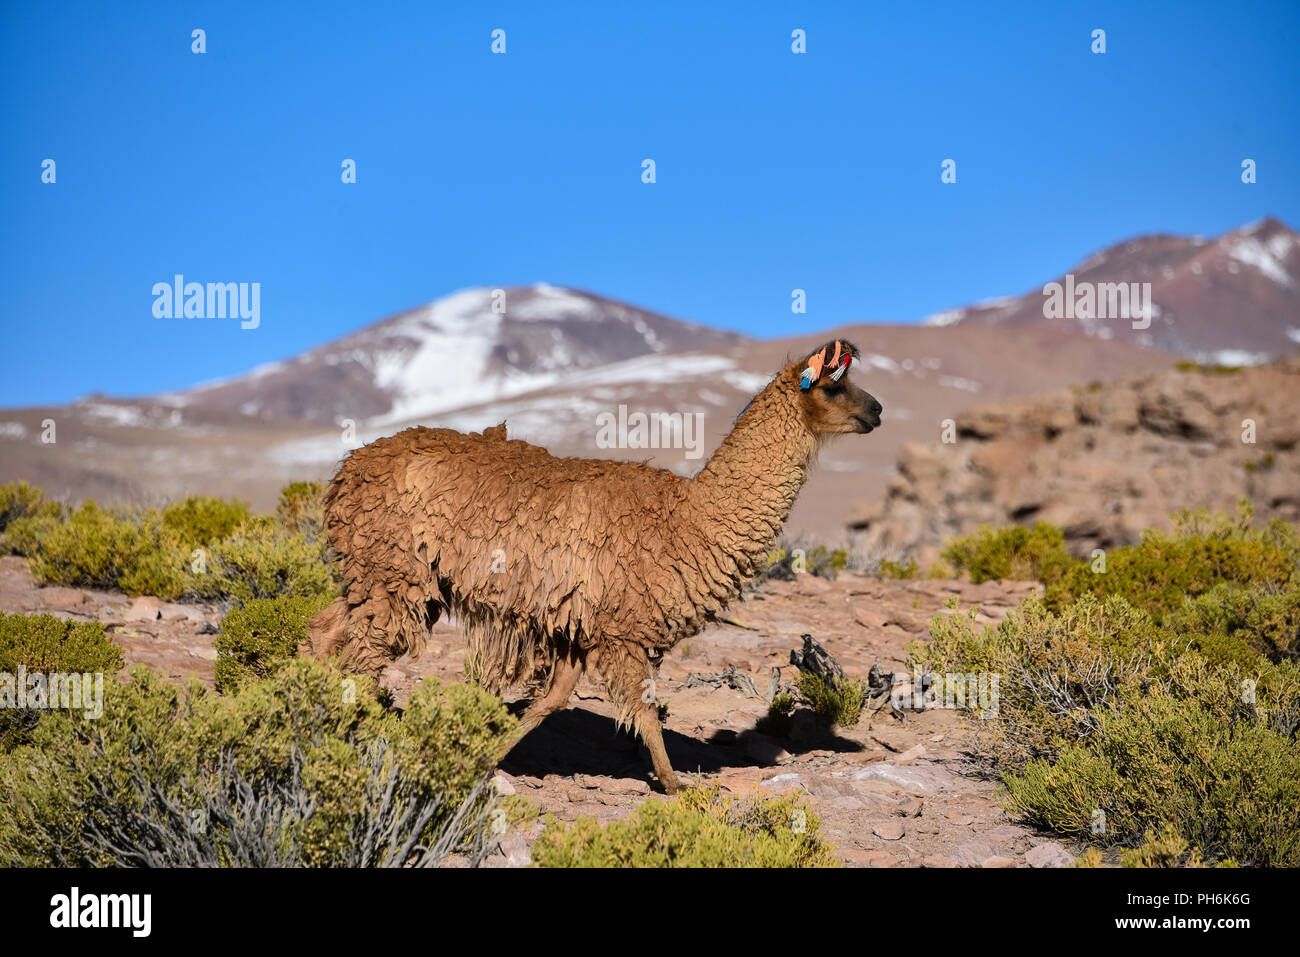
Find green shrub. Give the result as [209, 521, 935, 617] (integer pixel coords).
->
[754, 543, 848, 584]
[757, 692, 795, 736]
[15, 502, 191, 599]
[532, 784, 836, 867]
[912, 594, 1165, 770]
[941, 521, 1074, 585]
[214, 594, 334, 693]
[161, 496, 251, 546]
[8, 492, 337, 604]
[194, 518, 338, 604]
[0, 482, 62, 535]
[277, 481, 326, 541]
[1164, 583, 1300, 667]
[1, 510, 58, 558]
[1118, 824, 1235, 868]
[877, 558, 918, 580]
[795, 672, 865, 728]
[0, 612, 125, 753]
[1003, 655, 1300, 867]
[0, 658, 516, 867]
[926, 560, 954, 579]
[1047, 531, 1293, 621]
[918, 507, 1300, 866]
[0, 612, 125, 675]
[1174, 360, 1241, 375]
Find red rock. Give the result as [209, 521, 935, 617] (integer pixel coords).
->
[873, 821, 906, 841]
[1025, 841, 1076, 868]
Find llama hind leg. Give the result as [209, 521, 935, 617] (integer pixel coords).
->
[504, 653, 584, 748]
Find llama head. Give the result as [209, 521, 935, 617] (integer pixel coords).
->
[791, 339, 882, 435]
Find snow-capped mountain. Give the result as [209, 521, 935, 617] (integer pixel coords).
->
[176, 284, 750, 427]
[923, 218, 1300, 364]
[3, 218, 1297, 536]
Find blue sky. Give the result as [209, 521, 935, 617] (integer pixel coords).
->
[2, 0, 1297, 407]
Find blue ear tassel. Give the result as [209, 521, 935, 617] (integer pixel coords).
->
[799, 367, 815, 390]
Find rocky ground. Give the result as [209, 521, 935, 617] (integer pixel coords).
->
[0, 555, 1083, 868]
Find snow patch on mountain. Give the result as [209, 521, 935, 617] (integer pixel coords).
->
[922, 308, 965, 327]
[1226, 236, 1295, 287]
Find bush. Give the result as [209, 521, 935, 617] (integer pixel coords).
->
[277, 481, 327, 542]
[0, 482, 62, 536]
[941, 521, 1074, 585]
[877, 558, 918, 580]
[754, 543, 848, 584]
[8, 494, 338, 605]
[14, 502, 191, 599]
[0, 611, 124, 676]
[1119, 824, 1233, 868]
[1003, 656, 1300, 867]
[757, 692, 795, 736]
[161, 496, 251, 547]
[0, 612, 125, 752]
[926, 560, 954, 579]
[912, 594, 1162, 771]
[916, 505, 1300, 867]
[198, 519, 338, 603]
[796, 672, 865, 728]
[0, 658, 516, 867]
[1174, 360, 1241, 375]
[1163, 584, 1300, 667]
[214, 594, 334, 693]
[1047, 531, 1293, 621]
[532, 784, 836, 867]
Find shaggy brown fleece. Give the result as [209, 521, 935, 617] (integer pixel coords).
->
[306, 340, 882, 792]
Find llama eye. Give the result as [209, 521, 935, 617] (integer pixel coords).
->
[823, 383, 846, 397]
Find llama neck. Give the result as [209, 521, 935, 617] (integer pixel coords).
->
[680, 379, 818, 574]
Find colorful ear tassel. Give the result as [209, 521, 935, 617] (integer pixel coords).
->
[799, 342, 852, 390]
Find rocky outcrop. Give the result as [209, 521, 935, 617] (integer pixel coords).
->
[847, 358, 1300, 563]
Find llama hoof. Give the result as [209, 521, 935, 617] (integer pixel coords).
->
[655, 772, 693, 795]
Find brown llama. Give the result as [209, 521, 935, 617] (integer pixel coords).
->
[304, 339, 882, 792]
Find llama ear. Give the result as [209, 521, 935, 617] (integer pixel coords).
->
[800, 340, 853, 390]
[799, 351, 826, 390]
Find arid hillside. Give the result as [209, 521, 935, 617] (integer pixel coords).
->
[848, 357, 1300, 564]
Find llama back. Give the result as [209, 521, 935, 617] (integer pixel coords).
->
[323, 424, 687, 671]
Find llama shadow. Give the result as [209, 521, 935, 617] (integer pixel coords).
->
[500, 702, 863, 785]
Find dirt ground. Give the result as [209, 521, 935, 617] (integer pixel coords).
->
[0, 555, 1081, 868]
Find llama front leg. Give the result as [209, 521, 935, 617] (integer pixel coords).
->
[633, 700, 681, 795]
[601, 645, 681, 794]
[303, 598, 348, 660]
[304, 596, 394, 678]
[331, 584, 423, 679]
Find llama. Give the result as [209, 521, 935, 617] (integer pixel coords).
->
[305, 339, 882, 792]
